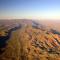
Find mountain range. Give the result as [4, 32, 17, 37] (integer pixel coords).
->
[0, 19, 60, 60]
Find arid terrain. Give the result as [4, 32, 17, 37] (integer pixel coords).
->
[0, 19, 60, 60]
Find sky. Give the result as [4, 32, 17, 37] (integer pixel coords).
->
[0, 0, 60, 20]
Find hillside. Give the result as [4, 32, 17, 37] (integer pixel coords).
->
[0, 19, 60, 60]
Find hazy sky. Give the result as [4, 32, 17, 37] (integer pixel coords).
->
[0, 0, 60, 19]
